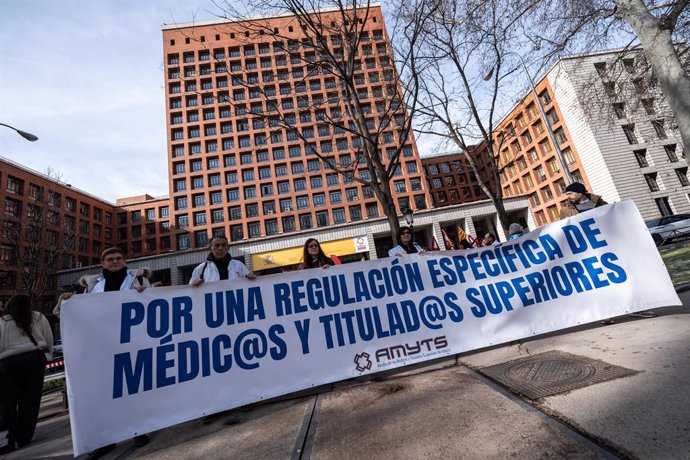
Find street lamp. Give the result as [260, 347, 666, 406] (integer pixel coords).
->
[485, 52, 573, 184]
[403, 207, 414, 233]
[403, 207, 414, 225]
[0, 123, 39, 142]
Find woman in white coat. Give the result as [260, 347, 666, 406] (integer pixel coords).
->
[388, 226, 425, 257]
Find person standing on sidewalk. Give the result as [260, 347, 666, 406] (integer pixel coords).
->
[60, 247, 152, 458]
[189, 235, 256, 286]
[0, 294, 54, 454]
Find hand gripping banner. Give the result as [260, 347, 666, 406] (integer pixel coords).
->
[61, 201, 680, 455]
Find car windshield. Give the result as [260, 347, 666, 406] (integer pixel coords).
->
[646, 219, 662, 228]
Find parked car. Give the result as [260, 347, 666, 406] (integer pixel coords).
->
[645, 214, 690, 246]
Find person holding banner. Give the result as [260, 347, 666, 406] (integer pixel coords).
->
[63, 248, 152, 457]
[481, 232, 499, 246]
[389, 226, 425, 257]
[559, 182, 607, 219]
[298, 238, 335, 269]
[189, 235, 256, 286]
[0, 294, 53, 454]
[508, 223, 526, 240]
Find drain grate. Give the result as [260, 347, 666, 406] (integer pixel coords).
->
[478, 350, 639, 400]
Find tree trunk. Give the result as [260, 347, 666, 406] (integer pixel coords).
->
[616, 0, 690, 154]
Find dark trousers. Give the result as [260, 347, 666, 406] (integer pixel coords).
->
[0, 350, 45, 453]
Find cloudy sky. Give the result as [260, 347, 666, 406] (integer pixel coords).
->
[0, 0, 228, 202]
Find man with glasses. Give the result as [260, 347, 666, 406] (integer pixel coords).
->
[60, 247, 152, 457]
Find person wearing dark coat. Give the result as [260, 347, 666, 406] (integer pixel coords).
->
[559, 182, 607, 219]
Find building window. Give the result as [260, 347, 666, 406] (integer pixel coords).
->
[294, 178, 307, 191]
[622, 124, 638, 144]
[665, 144, 678, 162]
[676, 168, 690, 186]
[652, 120, 668, 139]
[282, 216, 296, 232]
[299, 213, 312, 230]
[642, 99, 655, 115]
[230, 224, 244, 241]
[349, 205, 363, 221]
[194, 212, 207, 226]
[248, 222, 261, 238]
[644, 173, 660, 192]
[315, 211, 329, 227]
[633, 149, 649, 167]
[612, 103, 625, 119]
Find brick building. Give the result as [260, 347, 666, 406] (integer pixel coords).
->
[421, 146, 494, 207]
[0, 157, 117, 310]
[161, 6, 431, 252]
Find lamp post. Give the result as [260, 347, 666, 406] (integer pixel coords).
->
[0, 123, 39, 142]
[485, 52, 573, 184]
[403, 207, 414, 234]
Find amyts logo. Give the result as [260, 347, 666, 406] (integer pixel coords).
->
[353, 352, 373, 372]
[353, 336, 449, 372]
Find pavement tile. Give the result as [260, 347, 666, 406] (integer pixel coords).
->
[310, 367, 599, 460]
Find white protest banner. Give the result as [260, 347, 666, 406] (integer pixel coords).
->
[61, 201, 680, 455]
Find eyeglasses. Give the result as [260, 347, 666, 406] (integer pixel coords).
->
[104, 256, 124, 263]
[400, 231, 411, 235]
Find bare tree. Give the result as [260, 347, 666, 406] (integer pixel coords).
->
[0, 169, 76, 313]
[392, 0, 540, 233]
[533, 0, 690, 153]
[173, 0, 427, 243]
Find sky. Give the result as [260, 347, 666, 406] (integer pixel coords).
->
[0, 1, 543, 203]
[0, 0, 228, 202]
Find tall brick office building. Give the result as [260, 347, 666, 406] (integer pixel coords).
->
[161, 7, 431, 251]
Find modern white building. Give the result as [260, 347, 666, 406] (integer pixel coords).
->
[545, 47, 689, 219]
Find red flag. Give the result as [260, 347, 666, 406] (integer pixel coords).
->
[441, 229, 455, 250]
[467, 234, 478, 247]
[431, 237, 440, 251]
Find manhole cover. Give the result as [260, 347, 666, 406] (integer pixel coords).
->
[478, 350, 639, 399]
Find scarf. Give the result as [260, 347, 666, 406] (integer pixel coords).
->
[401, 243, 418, 254]
[103, 267, 128, 292]
[209, 253, 230, 280]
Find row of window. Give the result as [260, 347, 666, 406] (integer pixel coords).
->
[171, 177, 424, 210]
[172, 156, 418, 176]
[632, 144, 683, 167]
[166, 30, 387, 65]
[167, 48, 391, 79]
[621, 120, 672, 145]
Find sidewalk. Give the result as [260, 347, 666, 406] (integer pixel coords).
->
[7, 295, 689, 459]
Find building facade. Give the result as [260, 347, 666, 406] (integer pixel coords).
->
[57, 195, 535, 287]
[421, 147, 495, 208]
[0, 157, 117, 310]
[161, 7, 431, 252]
[495, 47, 689, 225]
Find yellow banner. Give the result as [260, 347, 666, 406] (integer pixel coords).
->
[251, 236, 369, 270]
